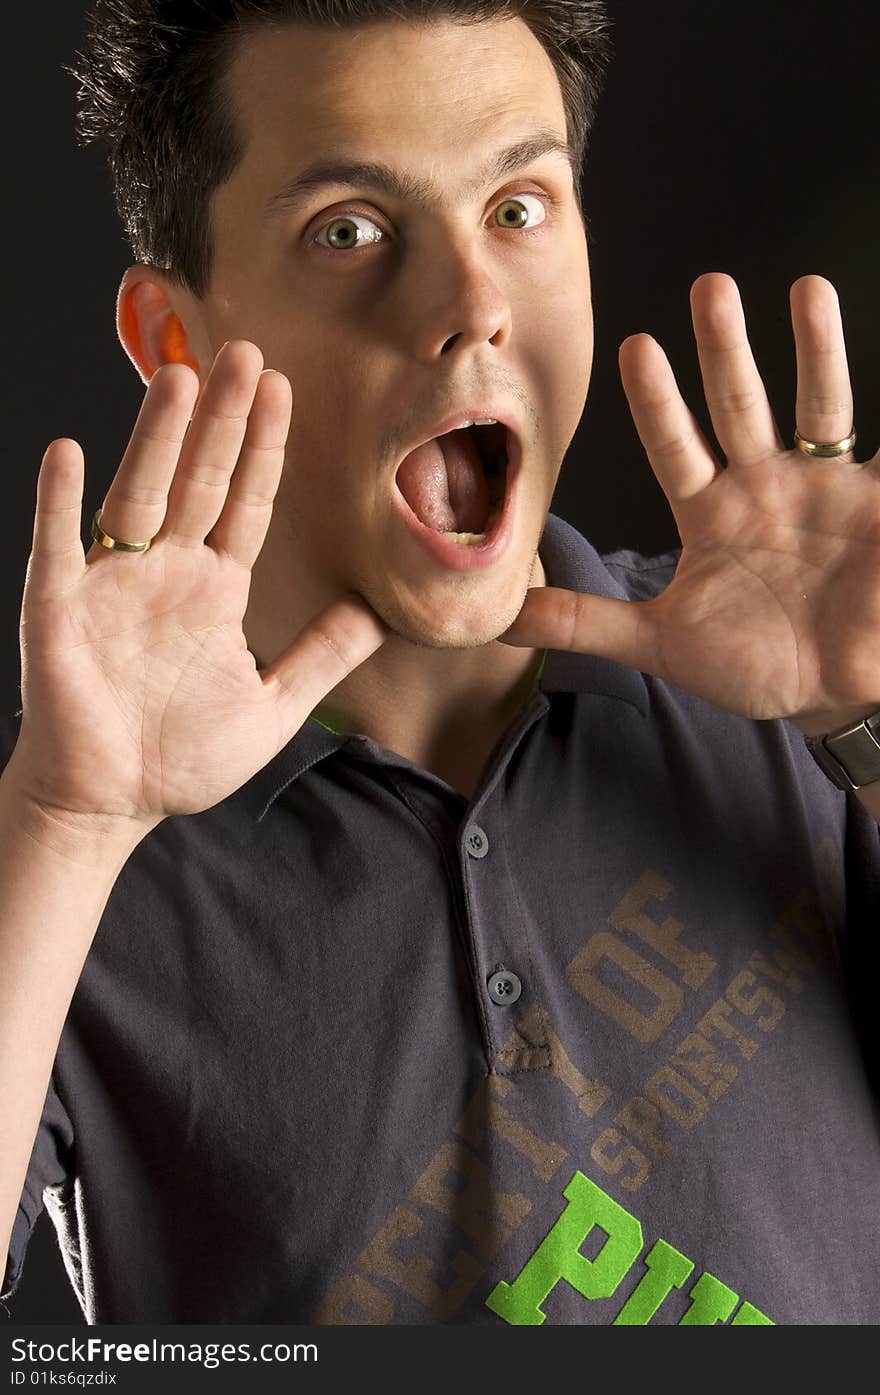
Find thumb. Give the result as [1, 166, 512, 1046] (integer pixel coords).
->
[497, 585, 657, 672]
[261, 593, 389, 732]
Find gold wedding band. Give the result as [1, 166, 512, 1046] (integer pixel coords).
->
[91, 507, 154, 553]
[793, 428, 857, 458]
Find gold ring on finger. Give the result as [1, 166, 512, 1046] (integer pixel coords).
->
[793, 428, 857, 459]
[91, 507, 155, 553]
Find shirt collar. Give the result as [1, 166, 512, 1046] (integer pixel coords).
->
[237, 511, 649, 822]
[535, 512, 650, 712]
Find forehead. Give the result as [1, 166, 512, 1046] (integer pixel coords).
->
[223, 16, 568, 182]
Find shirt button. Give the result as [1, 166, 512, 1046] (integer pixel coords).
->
[487, 969, 522, 1005]
[465, 825, 489, 858]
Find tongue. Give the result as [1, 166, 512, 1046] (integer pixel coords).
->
[396, 428, 490, 532]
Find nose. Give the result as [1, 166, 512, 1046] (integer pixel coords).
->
[407, 239, 513, 361]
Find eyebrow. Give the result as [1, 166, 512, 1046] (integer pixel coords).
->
[262, 129, 578, 221]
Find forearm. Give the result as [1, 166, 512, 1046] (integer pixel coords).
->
[0, 759, 154, 1278]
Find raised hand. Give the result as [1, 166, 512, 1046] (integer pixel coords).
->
[8, 340, 388, 834]
[500, 273, 877, 737]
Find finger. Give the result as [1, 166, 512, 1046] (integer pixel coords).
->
[88, 361, 201, 560]
[618, 333, 720, 503]
[261, 594, 389, 731]
[157, 340, 266, 549]
[27, 439, 87, 599]
[689, 272, 785, 463]
[790, 274, 856, 462]
[207, 369, 292, 570]
[498, 586, 658, 674]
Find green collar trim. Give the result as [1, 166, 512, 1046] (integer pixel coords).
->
[309, 714, 342, 736]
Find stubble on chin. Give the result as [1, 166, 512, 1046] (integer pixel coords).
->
[356, 549, 543, 652]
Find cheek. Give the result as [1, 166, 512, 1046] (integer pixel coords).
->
[526, 264, 593, 466]
[531, 261, 593, 385]
[275, 416, 368, 548]
[530, 229, 592, 344]
[552, 235, 592, 328]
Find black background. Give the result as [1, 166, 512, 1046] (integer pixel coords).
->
[2, 0, 877, 1322]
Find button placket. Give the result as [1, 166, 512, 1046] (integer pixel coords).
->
[454, 702, 550, 1064]
[462, 822, 528, 1020]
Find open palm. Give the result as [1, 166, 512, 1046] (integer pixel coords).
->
[12, 342, 387, 827]
[500, 274, 877, 736]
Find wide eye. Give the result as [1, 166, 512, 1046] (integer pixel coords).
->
[313, 191, 549, 253]
[492, 193, 548, 230]
[314, 213, 385, 251]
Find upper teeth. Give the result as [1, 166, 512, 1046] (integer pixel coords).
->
[459, 417, 498, 428]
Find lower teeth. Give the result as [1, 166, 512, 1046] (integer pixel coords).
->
[443, 495, 504, 545]
[440, 530, 487, 545]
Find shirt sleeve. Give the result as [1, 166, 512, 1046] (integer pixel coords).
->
[1, 1073, 75, 1302]
[842, 789, 880, 1093]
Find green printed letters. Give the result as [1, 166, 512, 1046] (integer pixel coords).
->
[613, 1239, 694, 1324]
[485, 1172, 642, 1324]
[485, 1169, 774, 1326]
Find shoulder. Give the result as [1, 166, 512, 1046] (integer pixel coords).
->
[600, 544, 681, 602]
[540, 512, 679, 604]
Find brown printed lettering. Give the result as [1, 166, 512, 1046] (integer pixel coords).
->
[724, 971, 785, 1032]
[566, 931, 683, 1043]
[494, 1018, 550, 1071]
[590, 1128, 652, 1192]
[747, 951, 803, 994]
[696, 998, 759, 1059]
[310, 1272, 395, 1324]
[358, 1204, 485, 1321]
[409, 1139, 531, 1261]
[614, 1097, 672, 1162]
[453, 1075, 568, 1183]
[609, 869, 716, 989]
[510, 1004, 613, 1118]
[671, 1031, 739, 1101]
[644, 1066, 709, 1128]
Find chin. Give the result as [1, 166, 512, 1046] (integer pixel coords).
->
[365, 569, 534, 653]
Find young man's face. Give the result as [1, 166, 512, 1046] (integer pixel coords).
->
[200, 15, 593, 651]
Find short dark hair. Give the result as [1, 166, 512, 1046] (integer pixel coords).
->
[66, 0, 613, 301]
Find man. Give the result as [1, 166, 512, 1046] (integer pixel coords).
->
[1, 0, 878, 1325]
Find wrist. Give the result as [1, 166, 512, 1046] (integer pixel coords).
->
[795, 707, 880, 796]
[789, 704, 880, 740]
[0, 762, 162, 870]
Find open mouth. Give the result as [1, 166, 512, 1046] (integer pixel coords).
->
[475, 422, 509, 534]
[395, 421, 511, 545]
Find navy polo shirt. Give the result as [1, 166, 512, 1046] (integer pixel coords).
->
[3, 510, 879, 1325]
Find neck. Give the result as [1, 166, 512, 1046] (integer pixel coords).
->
[313, 629, 545, 746]
[245, 555, 548, 793]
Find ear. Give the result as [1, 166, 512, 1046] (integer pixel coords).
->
[116, 265, 210, 389]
